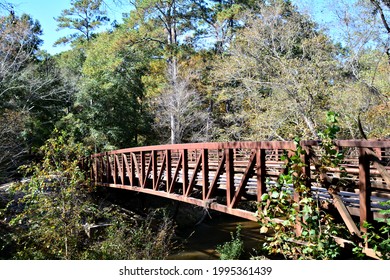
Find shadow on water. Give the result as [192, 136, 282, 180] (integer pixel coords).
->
[168, 213, 266, 260]
[95, 188, 266, 260]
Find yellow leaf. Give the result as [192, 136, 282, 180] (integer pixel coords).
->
[260, 226, 269, 234]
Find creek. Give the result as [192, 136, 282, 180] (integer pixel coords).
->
[168, 213, 265, 260]
[100, 188, 266, 260]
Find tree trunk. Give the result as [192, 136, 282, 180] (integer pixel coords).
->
[170, 113, 176, 144]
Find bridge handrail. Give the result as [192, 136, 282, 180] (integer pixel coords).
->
[91, 141, 297, 156]
[91, 140, 390, 157]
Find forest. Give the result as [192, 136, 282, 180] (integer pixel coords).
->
[0, 0, 389, 260]
[1, 0, 390, 181]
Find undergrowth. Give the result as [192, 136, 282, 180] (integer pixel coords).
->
[216, 225, 244, 260]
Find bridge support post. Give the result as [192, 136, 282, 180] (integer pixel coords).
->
[225, 149, 234, 208]
[359, 148, 372, 234]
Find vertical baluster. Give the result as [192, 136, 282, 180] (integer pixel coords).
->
[94, 156, 98, 184]
[130, 153, 135, 186]
[152, 150, 157, 190]
[166, 150, 172, 192]
[202, 149, 209, 200]
[113, 154, 117, 185]
[301, 143, 311, 190]
[121, 154, 125, 185]
[140, 151, 145, 188]
[106, 153, 110, 184]
[99, 157, 103, 183]
[182, 149, 188, 194]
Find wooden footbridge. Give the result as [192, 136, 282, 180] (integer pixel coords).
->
[90, 140, 390, 234]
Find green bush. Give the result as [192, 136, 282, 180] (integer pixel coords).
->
[4, 129, 176, 259]
[216, 225, 244, 260]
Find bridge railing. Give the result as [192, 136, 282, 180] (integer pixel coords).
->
[90, 140, 390, 228]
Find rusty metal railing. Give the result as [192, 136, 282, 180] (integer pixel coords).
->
[90, 140, 390, 230]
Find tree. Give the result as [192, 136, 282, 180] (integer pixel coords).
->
[0, 12, 69, 180]
[192, 0, 260, 54]
[0, 13, 42, 104]
[6, 130, 89, 259]
[369, 0, 390, 63]
[60, 28, 155, 150]
[128, 0, 201, 144]
[212, 0, 342, 140]
[154, 67, 208, 143]
[322, 0, 390, 138]
[0, 110, 27, 183]
[54, 0, 109, 46]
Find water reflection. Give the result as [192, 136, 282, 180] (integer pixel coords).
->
[169, 214, 264, 260]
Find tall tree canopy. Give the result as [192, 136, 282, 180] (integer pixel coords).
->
[54, 0, 110, 46]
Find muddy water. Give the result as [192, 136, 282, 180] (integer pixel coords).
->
[168, 214, 265, 260]
[98, 189, 265, 260]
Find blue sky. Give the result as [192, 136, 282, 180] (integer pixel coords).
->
[4, 0, 353, 55]
[6, 0, 132, 54]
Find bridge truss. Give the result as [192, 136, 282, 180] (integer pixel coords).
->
[90, 140, 390, 234]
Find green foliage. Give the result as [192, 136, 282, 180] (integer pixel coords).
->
[317, 111, 345, 168]
[363, 201, 390, 259]
[216, 224, 244, 260]
[257, 115, 351, 259]
[258, 144, 345, 259]
[314, 112, 349, 193]
[6, 129, 90, 259]
[4, 129, 176, 259]
[0, 189, 16, 259]
[79, 30, 153, 148]
[54, 0, 109, 45]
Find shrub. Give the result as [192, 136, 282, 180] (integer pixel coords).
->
[4, 129, 176, 259]
[216, 225, 244, 260]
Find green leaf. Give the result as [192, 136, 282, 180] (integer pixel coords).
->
[261, 193, 270, 201]
[271, 191, 279, 199]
